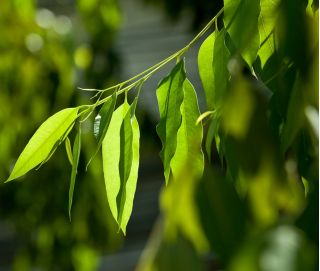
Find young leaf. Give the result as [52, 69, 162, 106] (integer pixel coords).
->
[6, 108, 79, 182]
[156, 60, 186, 185]
[102, 101, 140, 234]
[171, 79, 204, 180]
[87, 92, 117, 169]
[65, 137, 73, 166]
[69, 124, 81, 220]
[198, 32, 216, 110]
[224, 0, 260, 66]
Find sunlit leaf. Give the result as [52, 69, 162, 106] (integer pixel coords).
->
[212, 29, 231, 110]
[198, 32, 216, 110]
[198, 29, 230, 110]
[162, 79, 207, 253]
[87, 92, 117, 169]
[69, 124, 81, 220]
[156, 60, 185, 185]
[117, 98, 138, 228]
[102, 101, 140, 234]
[224, 0, 260, 65]
[171, 79, 204, 180]
[6, 107, 79, 182]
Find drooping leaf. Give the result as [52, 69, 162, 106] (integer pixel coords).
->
[198, 32, 216, 110]
[6, 108, 79, 182]
[212, 29, 231, 109]
[102, 101, 140, 234]
[163, 79, 206, 253]
[65, 137, 73, 166]
[87, 92, 117, 169]
[69, 124, 81, 220]
[224, 0, 260, 66]
[258, 0, 280, 68]
[117, 98, 138, 227]
[156, 60, 185, 185]
[171, 79, 204, 180]
[198, 29, 230, 111]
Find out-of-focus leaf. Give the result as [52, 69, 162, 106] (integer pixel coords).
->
[196, 167, 246, 260]
[102, 101, 140, 234]
[224, 0, 260, 65]
[87, 92, 116, 169]
[6, 108, 79, 182]
[65, 137, 73, 166]
[69, 124, 81, 220]
[281, 76, 304, 153]
[156, 60, 185, 185]
[229, 225, 317, 271]
[136, 220, 205, 271]
[258, 0, 280, 68]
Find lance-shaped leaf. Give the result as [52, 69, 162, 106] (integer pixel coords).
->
[224, 0, 260, 66]
[6, 108, 79, 182]
[88, 92, 117, 169]
[171, 79, 204, 180]
[156, 60, 186, 185]
[68, 124, 81, 221]
[117, 98, 138, 227]
[102, 101, 140, 234]
[198, 30, 230, 111]
[198, 32, 216, 110]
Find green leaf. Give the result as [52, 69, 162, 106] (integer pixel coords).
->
[156, 60, 186, 185]
[198, 30, 230, 111]
[102, 101, 140, 234]
[163, 79, 206, 252]
[171, 79, 204, 180]
[69, 124, 81, 221]
[224, 0, 260, 65]
[212, 29, 231, 109]
[117, 98, 138, 227]
[65, 137, 73, 166]
[88, 92, 117, 169]
[258, 0, 280, 68]
[6, 108, 79, 182]
[198, 32, 216, 110]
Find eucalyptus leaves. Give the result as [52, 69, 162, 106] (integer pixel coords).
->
[5, 0, 316, 238]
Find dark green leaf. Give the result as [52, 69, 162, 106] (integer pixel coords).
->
[156, 60, 186, 185]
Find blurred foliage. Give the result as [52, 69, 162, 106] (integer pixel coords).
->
[0, 0, 123, 269]
[137, 0, 319, 270]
